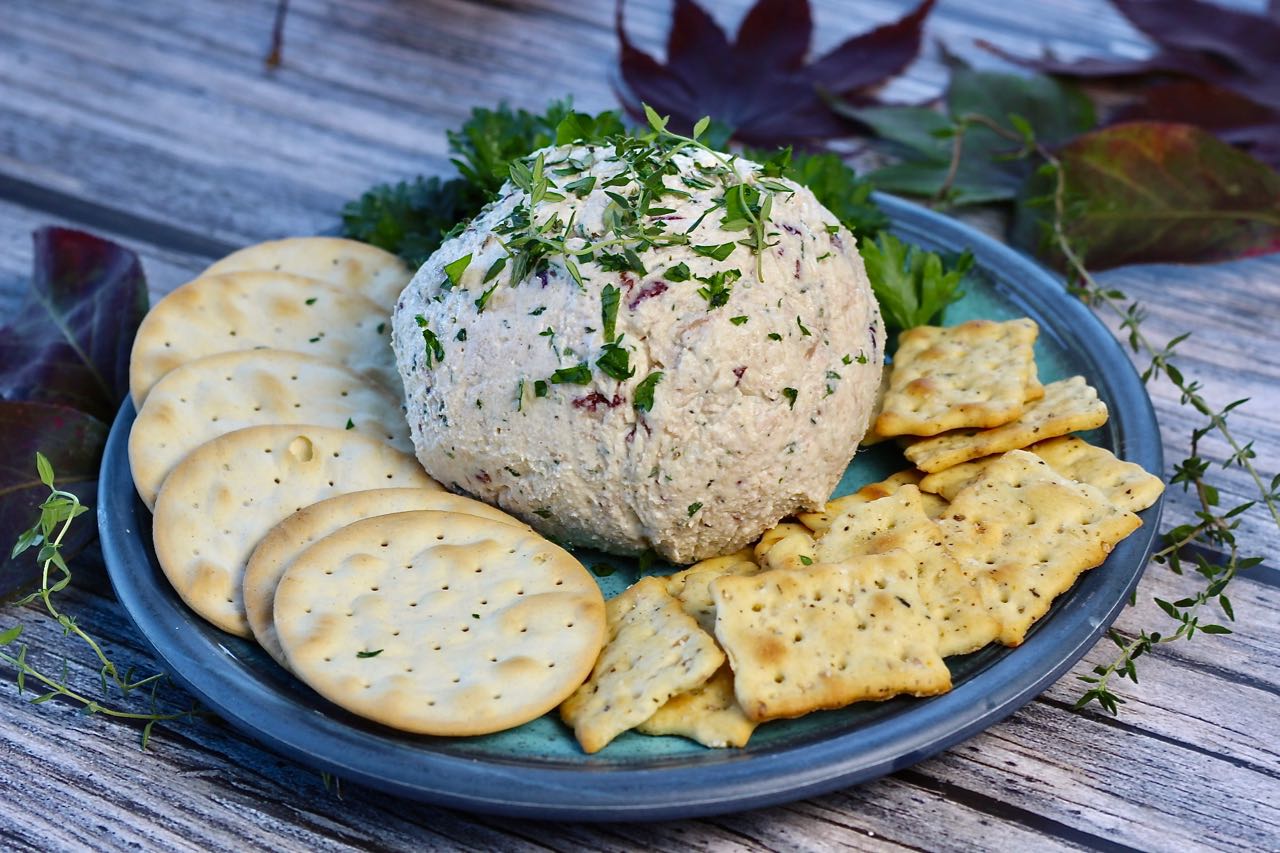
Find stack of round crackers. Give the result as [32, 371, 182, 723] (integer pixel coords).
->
[128, 237, 606, 738]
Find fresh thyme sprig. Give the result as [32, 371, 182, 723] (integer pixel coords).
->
[1, 453, 201, 748]
[932, 113, 1277, 714]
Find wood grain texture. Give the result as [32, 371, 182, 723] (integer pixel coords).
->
[0, 0, 1277, 849]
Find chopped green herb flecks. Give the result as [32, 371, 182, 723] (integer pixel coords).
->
[695, 269, 739, 310]
[691, 243, 736, 262]
[596, 340, 634, 381]
[356, 649, 383, 658]
[730, 315, 749, 325]
[550, 362, 592, 385]
[305, 297, 317, 305]
[443, 253, 472, 289]
[483, 256, 507, 283]
[474, 282, 499, 312]
[666, 263, 691, 282]
[796, 316, 811, 336]
[842, 354, 853, 365]
[633, 371, 663, 411]
[377, 322, 386, 335]
[768, 332, 782, 341]
[857, 352, 869, 364]
[455, 328, 467, 341]
[799, 555, 813, 566]
[345, 418, 355, 430]
[414, 315, 445, 367]
[601, 284, 620, 342]
[529, 306, 546, 316]
[687, 502, 703, 516]
[534, 379, 549, 397]
[782, 387, 798, 409]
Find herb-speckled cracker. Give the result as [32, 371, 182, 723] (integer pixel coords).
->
[204, 237, 411, 312]
[796, 469, 946, 534]
[939, 450, 1141, 646]
[129, 349, 413, 509]
[152, 425, 436, 636]
[662, 549, 760, 634]
[129, 272, 397, 405]
[244, 487, 527, 668]
[875, 319, 1039, 437]
[1030, 436, 1164, 512]
[904, 376, 1108, 473]
[815, 486, 998, 656]
[636, 664, 757, 748]
[274, 510, 605, 736]
[757, 531, 817, 572]
[712, 551, 950, 721]
[560, 576, 724, 754]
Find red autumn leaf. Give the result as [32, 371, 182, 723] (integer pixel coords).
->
[1014, 122, 1280, 270]
[978, 0, 1280, 112]
[615, 0, 935, 147]
[1110, 81, 1280, 169]
[0, 401, 108, 600]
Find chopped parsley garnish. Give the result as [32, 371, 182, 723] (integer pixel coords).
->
[596, 340, 634, 381]
[455, 328, 467, 341]
[344, 418, 355, 430]
[474, 283, 499, 312]
[782, 387, 798, 409]
[633, 371, 663, 411]
[472, 613, 480, 619]
[443, 252, 472, 289]
[377, 322, 386, 335]
[601, 283, 620, 342]
[816, 252, 832, 261]
[597, 249, 647, 275]
[695, 269, 739, 310]
[529, 306, 547, 316]
[691, 242, 736, 262]
[730, 315, 749, 325]
[356, 649, 383, 658]
[516, 378, 525, 411]
[305, 297, 317, 305]
[483, 256, 507, 283]
[767, 332, 782, 341]
[534, 379, 549, 397]
[799, 555, 813, 566]
[549, 362, 592, 385]
[539, 327, 555, 337]
[308, 336, 321, 343]
[842, 354, 853, 365]
[687, 502, 703, 516]
[796, 316, 811, 336]
[414, 314, 445, 367]
[857, 353, 869, 364]
[665, 263, 691, 282]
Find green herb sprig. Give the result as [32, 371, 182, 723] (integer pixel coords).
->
[931, 113, 1277, 714]
[2, 454, 201, 748]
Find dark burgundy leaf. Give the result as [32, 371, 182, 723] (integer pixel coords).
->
[616, 0, 935, 147]
[0, 228, 148, 423]
[0, 401, 108, 601]
[1014, 122, 1280, 269]
[1111, 81, 1280, 168]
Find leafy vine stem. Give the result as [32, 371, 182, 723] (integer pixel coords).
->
[933, 112, 1278, 713]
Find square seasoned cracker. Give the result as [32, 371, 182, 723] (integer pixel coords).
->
[816, 486, 999, 657]
[904, 376, 1108, 473]
[938, 450, 1141, 646]
[635, 664, 757, 748]
[918, 455, 1004, 501]
[560, 577, 724, 753]
[663, 548, 760, 635]
[711, 551, 951, 722]
[796, 470, 947, 534]
[1030, 436, 1164, 512]
[876, 319, 1039, 437]
[757, 531, 817, 572]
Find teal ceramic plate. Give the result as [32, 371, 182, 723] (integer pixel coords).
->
[98, 194, 1163, 820]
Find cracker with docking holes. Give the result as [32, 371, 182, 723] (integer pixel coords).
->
[711, 551, 951, 722]
[753, 522, 811, 562]
[662, 549, 760, 635]
[815, 486, 998, 657]
[203, 237, 411, 312]
[938, 450, 1141, 646]
[796, 469, 946, 535]
[152, 425, 436, 636]
[757, 531, 817, 572]
[129, 349, 412, 509]
[876, 319, 1040, 437]
[636, 664, 758, 749]
[129, 271, 398, 405]
[244, 487, 527, 668]
[560, 576, 724, 754]
[273, 510, 605, 736]
[903, 376, 1108, 473]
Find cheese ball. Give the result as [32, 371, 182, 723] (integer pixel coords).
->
[392, 143, 883, 563]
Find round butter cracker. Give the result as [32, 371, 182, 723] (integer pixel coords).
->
[274, 510, 606, 737]
[129, 271, 397, 406]
[129, 349, 412, 509]
[152, 425, 437, 637]
[203, 237, 411, 312]
[244, 487, 530, 668]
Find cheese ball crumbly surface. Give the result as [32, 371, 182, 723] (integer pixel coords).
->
[393, 137, 884, 563]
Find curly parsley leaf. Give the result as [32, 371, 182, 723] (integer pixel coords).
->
[341, 176, 487, 269]
[859, 232, 972, 333]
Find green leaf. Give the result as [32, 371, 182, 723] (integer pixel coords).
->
[633, 371, 663, 412]
[0, 625, 22, 646]
[595, 341, 634, 381]
[35, 453, 54, 488]
[643, 104, 667, 133]
[600, 284, 621, 342]
[341, 175, 487, 268]
[1015, 122, 1280, 269]
[691, 243, 736, 262]
[859, 233, 970, 334]
[549, 363, 592, 385]
[665, 263, 691, 282]
[443, 253, 472, 289]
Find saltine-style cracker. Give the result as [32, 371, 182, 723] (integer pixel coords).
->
[129, 349, 412, 509]
[757, 531, 817, 572]
[904, 376, 1108, 473]
[274, 510, 605, 736]
[938, 450, 1141, 646]
[815, 486, 998, 657]
[876, 319, 1040, 437]
[712, 551, 951, 721]
[203, 237, 411, 312]
[129, 272, 398, 405]
[636, 665, 757, 748]
[796, 469, 946, 535]
[152, 425, 436, 636]
[244, 487, 526, 668]
[560, 576, 724, 754]
[662, 549, 760, 635]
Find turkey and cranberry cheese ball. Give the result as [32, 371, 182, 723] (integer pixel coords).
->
[392, 141, 883, 563]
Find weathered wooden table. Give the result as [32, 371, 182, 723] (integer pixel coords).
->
[1, 0, 1277, 849]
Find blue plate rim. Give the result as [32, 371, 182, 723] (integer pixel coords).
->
[97, 193, 1163, 821]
